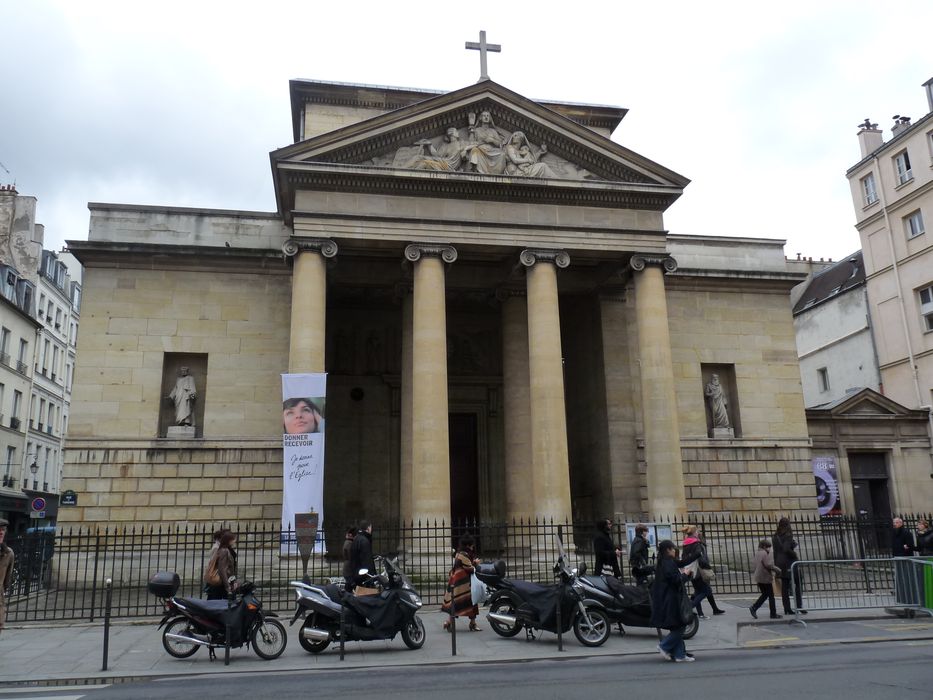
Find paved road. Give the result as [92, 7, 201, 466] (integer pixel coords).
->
[9, 639, 930, 700]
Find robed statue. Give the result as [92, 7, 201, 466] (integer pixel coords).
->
[168, 366, 197, 426]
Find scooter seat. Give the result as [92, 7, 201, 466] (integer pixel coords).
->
[509, 579, 552, 598]
[174, 598, 233, 616]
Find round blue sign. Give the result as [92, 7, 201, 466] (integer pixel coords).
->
[31, 497, 46, 512]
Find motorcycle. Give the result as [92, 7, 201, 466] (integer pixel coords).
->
[148, 571, 287, 661]
[576, 566, 699, 639]
[288, 555, 426, 653]
[480, 542, 611, 647]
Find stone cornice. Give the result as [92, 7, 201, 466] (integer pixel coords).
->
[404, 243, 458, 264]
[282, 237, 338, 258]
[629, 253, 678, 273]
[64, 240, 287, 274]
[520, 248, 570, 268]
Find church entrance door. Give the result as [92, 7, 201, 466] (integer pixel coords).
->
[448, 412, 479, 527]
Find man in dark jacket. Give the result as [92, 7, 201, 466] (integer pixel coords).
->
[349, 520, 375, 589]
[593, 519, 622, 578]
[891, 517, 917, 604]
[630, 524, 651, 585]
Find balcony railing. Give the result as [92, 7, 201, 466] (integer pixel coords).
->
[9, 417, 21, 430]
[0, 352, 10, 367]
[18, 361, 29, 374]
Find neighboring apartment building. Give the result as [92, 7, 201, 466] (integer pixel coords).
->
[0, 185, 81, 530]
[847, 78, 933, 419]
[792, 251, 881, 407]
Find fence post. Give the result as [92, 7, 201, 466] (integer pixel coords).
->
[89, 532, 102, 622]
[101, 578, 113, 671]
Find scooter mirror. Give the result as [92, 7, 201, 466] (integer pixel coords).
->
[359, 568, 369, 576]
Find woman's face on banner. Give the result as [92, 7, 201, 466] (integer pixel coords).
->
[283, 400, 320, 434]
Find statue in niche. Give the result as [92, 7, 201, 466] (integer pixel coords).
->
[704, 373, 731, 429]
[504, 131, 558, 178]
[168, 366, 197, 426]
[411, 127, 465, 171]
[464, 110, 507, 174]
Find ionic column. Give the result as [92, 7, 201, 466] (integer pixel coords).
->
[630, 254, 687, 517]
[399, 290, 413, 525]
[499, 290, 534, 522]
[520, 249, 573, 523]
[404, 243, 457, 524]
[283, 238, 337, 373]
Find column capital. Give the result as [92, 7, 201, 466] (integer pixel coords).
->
[282, 237, 338, 258]
[629, 254, 678, 273]
[520, 248, 570, 269]
[404, 243, 458, 264]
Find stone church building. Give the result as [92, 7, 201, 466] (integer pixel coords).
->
[60, 78, 817, 530]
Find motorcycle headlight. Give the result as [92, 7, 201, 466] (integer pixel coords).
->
[409, 592, 423, 607]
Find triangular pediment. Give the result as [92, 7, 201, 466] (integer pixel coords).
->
[812, 388, 918, 417]
[271, 81, 688, 218]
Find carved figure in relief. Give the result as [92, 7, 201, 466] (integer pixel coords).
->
[168, 366, 197, 426]
[504, 131, 558, 178]
[704, 373, 731, 429]
[412, 127, 465, 171]
[464, 110, 507, 174]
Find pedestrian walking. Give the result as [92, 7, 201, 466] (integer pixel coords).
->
[650, 540, 699, 662]
[749, 539, 782, 619]
[349, 520, 375, 590]
[593, 518, 622, 578]
[917, 519, 933, 556]
[891, 517, 916, 604]
[203, 529, 238, 600]
[681, 525, 725, 619]
[441, 534, 482, 632]
[772, 517, 805, 615]
[630, 523, 652, 586]
[341, 525, 358, 590]
[0, 519, 14, 636]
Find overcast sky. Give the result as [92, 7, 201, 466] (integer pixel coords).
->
[2, 0, 932, 262]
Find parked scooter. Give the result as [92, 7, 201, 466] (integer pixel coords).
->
[576, 566, 699, 639]
[148, 571, 287, 660]
[481, 543, 611, 647]
[288, 555, 425, 653]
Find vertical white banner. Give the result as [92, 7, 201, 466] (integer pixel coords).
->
[281, 373, 327, 552]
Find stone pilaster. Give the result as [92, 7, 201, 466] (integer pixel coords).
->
[405, 243, 457, 525]
[399, 290, 413, 525]
[631, 254, 686, 517]
[520, 249, 573, 523]
[499, 289, 534, 522]
[282, 238, 337, 373]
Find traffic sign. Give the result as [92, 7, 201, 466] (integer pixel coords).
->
[31, 497, 47, 512]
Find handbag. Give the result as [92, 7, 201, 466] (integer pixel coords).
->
[699, 566, 715, 583]
[470, 572, 488, 606]
[204, 550, 222, 587]
[677, 587, 695, 625]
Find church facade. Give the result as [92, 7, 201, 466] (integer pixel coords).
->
[60, 79, 817, 530]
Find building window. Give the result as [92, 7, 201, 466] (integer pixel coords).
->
[905, 210, 925, 239]
[894, 150, 912, 185]
[817, 367, 830, 392]
[0, 327, 10, 364]
[4, 446, 14, 476]
[920, 285, 933, 332]
[861, 173, 878, 205]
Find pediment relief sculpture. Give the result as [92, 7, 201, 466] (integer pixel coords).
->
[383, 110, 597, 181]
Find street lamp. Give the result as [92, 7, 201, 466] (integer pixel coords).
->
[28, 457, 38, 490]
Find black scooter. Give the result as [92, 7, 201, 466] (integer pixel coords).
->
[148, 571, 287, 661]
[288, 556, 425, 653]
[576, 567, 700, 639]
[479, 545, 611, 647]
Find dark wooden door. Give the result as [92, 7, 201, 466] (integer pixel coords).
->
[448, 413, 479, 526]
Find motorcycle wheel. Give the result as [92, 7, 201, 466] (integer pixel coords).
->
[251, 617, 288, 660]
[401, 615, 426, 650]
[298, 615, 331, 654]
[162, 617, 200, 658]
[683, 613, 699, 640]
[573, 607, 611, 647]
[488, 596, 522, 638]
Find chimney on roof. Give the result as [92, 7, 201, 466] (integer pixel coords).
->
[924, 77, 933, 113]
[891, 115, 912, 137]
[857, 118, 883, 157]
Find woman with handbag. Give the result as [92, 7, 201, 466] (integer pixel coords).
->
[441, 534, 481, 632]
[650, 540, 700, 662]
[772, 517, 805, 615]
[203, 530, 238, 600]
[681, 525, 726, 619]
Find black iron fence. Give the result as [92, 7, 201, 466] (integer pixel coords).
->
[5, 513, 930, 623]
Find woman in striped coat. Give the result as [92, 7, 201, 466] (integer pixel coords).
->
[442, 534, 481, 631]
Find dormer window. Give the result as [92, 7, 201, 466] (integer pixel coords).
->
[894, 150, 912, 185]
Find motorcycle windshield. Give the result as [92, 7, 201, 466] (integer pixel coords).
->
[384, 557, 419, 595]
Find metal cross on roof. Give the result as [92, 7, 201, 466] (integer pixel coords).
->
[465, 30, 501, 82]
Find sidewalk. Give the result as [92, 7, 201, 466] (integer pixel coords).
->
[2, 599, 931, 686]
